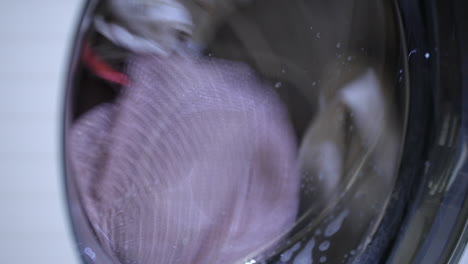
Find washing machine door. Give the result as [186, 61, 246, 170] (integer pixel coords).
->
[63, 0, 467, 263]
[380, 1, 468, 263]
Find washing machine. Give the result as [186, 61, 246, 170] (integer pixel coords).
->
[63, 0, 468, 263]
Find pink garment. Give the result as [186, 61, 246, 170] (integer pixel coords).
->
[70, 54, 299, 264]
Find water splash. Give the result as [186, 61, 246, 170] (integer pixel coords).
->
[293, 239, 315, 264]
[324, 209, 349, 237]
[280, 242, 302, 262]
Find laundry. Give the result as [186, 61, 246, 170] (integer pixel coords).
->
[298, 68, 400, 208]
[69, 53, 300, 263]
[96, 0, 247, 56]
[68, 0, 402, 263]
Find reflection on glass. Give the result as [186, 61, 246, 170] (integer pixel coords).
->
[65, 0, 407, 263]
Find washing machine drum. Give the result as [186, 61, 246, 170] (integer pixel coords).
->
[63, 0, 468, 263]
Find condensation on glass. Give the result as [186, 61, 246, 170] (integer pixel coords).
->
[64, 0, 409, 263]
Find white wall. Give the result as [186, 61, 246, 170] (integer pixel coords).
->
[0, 1, 82, 263]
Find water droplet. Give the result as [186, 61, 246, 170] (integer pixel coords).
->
[319, 240, 330, 251]
[320, 256, 327, 263]
[336, 42, 341, 48]
[347, 56, 353, 61]
[316, 32, 321, 39]
[425, 52, 430, 59]
[324, 209, 349, 237]
[281, 243, 302, 262]
[281, 68, 286, 74]
[312, 81, 317, 86]
[275, 82, 282, 88]
[293, 239, 315, 264]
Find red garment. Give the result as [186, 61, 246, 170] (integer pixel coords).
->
[82, 42, 129, 86]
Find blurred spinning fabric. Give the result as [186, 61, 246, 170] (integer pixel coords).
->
[69, 54, 300, 264]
